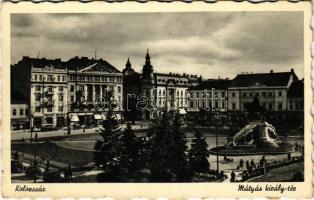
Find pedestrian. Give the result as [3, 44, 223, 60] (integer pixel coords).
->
[287, 153, 291, 161]
[67, 164, 72, 179]
[246, 160, 250, 170]
[230, 171, 236, 182]
[250, 159, 255, 167]
[239, 159, 244, 169]
[45, 160, 50, 172]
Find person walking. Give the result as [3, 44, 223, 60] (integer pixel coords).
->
[239, 159, 244, 169]
[230, 171, 236, 182]
[246, 160, 250, 170]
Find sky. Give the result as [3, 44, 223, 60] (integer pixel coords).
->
[11, 12, 304, 79]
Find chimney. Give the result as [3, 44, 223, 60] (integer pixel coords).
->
[291, 68, 294, 73]
[270, 70, 273, 73]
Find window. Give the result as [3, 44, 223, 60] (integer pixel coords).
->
[232, 93, 235, 97]
[39, 75, 42, 81]
[35, 94, 40, 101]
[34, 74, 38, 81]
[58, 106, 63, 112]
[163, 90, 166, 96]
[269, 103, 273, 110]
[58, 94, 64, 102]
[70, 95, 74, 102]
[12, 109, 16, 116]
[256, 93, 259, 97]
[35, 107, 41, 112]
[47, 75, 53, 81]
[118, 86, 121, 93]
[269, 92, 272, 97]
[63, 76, 66, 81]
[58, 86, 63, 92]
[47, 96, 52, 103]
[278, 102, 283, 110]
[215, 101, 218, 108]
[20, 109, 24, 115]
[262, 92, 266, 97]
[47, 107, 52, 112]
[48, 86, 53, 92]
[278, 91, 282, 97]
[70, 85, 74, 92]
[243, 93, 246, 97]
[35, 85, 41, 92]
[250, 92, 253, 97]
[221, 92, 225, 97]
[25, 109, 29, 115]
[232, 103, 236, 110]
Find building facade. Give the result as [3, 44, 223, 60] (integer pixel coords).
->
[11, 103, 29, 130]
[227, 69, 299, 112]
[11, 56, 123, 130]
[188, 79, 231, 112]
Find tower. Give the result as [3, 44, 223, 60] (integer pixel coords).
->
[142, 49, 154, 85]
[122, 57, 135, 76]
[141, 49, 156, 119]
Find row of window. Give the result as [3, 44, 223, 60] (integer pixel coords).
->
[230, 102, 284, 110]
[35, 85, 64, 92]
[190, 101, 225, 109]
[230, 91, 284, 98]
[12, 108, 29, 116]
[32, 74, 67, 82]
[69, 75, 122, 83]
[191, 91, 225, 98]
[70, 85, 121, 93]
[35, 106, 64, 113]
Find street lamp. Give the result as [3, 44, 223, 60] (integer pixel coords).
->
[211, 87, 219, 172]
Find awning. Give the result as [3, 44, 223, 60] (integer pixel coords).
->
[70, 114, 80, 122]
[178, 108, 187, 115]
[94, 114, 102, 120]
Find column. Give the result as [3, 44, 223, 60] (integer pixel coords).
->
[84, 85, 87, 102]
[92, 84, 95, 103]
[100, 85, 103, 102]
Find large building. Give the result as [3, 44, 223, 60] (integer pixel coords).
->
[188, 79, 231, 112]
[227, 69, 300, 112]
[123, 50, 198, 119]
[11, 56, 123, 130]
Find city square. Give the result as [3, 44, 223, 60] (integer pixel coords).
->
[9, 11, 305, 183]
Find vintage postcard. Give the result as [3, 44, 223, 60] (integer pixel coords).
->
[1, 1, 312, 198]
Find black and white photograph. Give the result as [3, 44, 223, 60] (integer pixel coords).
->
[8, 8, 307, 185]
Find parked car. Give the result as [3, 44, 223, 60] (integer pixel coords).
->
[41, 123, 56, 131]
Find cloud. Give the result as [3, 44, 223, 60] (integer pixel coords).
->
[11, 12, 304, 79]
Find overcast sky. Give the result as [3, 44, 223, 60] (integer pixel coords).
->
[11, 12, 304, 79]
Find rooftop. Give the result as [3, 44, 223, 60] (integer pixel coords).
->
[230, 69, 298, 87]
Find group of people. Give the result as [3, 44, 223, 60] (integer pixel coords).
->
[231, 156, 267, 182]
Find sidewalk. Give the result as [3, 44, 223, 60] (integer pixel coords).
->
[11, 127, 101, 141]
[11, 121, 149, 141]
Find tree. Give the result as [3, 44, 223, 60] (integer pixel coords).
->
[148, 112, 191, 182]
[188, 131, 210, 177]
[119, 123, 140, 176]
[94, 109, 123, 182]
